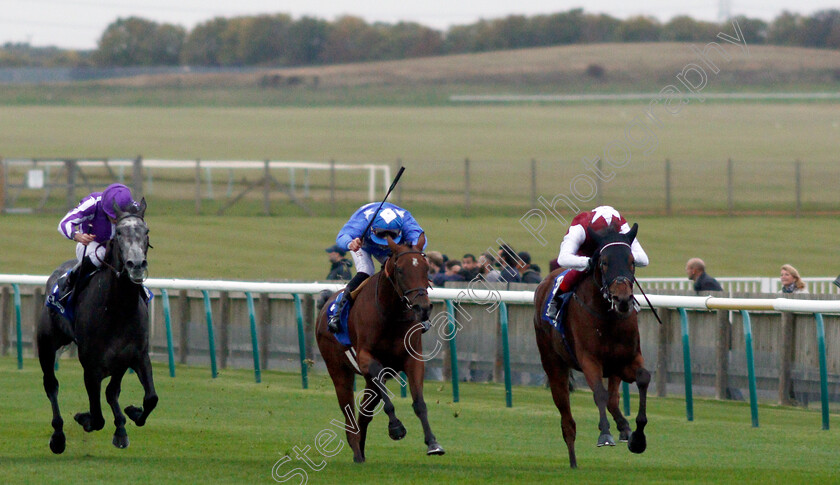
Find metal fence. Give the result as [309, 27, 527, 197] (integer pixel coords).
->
[3, 157, 838, 216]
[2, 274, 838, 430]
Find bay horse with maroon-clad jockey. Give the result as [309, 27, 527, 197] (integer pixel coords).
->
[316, 233, 444, 463]
[533, 223, 650, 468]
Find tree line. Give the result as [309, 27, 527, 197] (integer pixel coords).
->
[3, 8, 840, 68]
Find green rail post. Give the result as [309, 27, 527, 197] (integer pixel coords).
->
[161, 289, 176, 378]
[622, 381, 631, 416]
[499, 302, 513, 408]
[678, 308, 693, 421]
[12, 284, 22, 370]
[814, 313, 830, 430]
[293, 294, 308, 389]
[740, 310, 759, 428]
[400, 371, 407, 398]
[201, 290, 218, 378]
[246, 292, 262, 384]
[445, 300, 460, 403]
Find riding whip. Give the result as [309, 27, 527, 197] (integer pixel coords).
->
[634, 277, 663, 325]
[360, 166, 406, 239]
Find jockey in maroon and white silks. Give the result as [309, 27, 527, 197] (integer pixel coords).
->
[555, 205, 649, 293]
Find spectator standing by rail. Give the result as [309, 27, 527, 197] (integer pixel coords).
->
[685, 258, 723, 292]
[779, 264, 808, 294]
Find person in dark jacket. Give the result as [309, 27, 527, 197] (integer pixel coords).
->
[325, 244, 353, 281]
[685, 258, 723, 292]
[517, 251, 542, 284]
[497, 244, 522, 283]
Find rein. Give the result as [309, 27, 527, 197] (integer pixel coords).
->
[383, 249, 429, 310]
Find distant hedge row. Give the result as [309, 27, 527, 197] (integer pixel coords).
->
[3, 8, 840, 68]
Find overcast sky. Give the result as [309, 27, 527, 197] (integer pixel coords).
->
[2, 0, 838, 50]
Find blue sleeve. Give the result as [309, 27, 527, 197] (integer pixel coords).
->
[335, 207, 371, 251]
[400, 210, 426, 249]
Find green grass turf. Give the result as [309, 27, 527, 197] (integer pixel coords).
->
[1, 104, 838, 164]
[2, 213, 839, 280]
[2, 356, 837, 484]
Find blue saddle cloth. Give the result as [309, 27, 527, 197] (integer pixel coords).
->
[45, 270, 153, 324]
[326, 290, 352, 347]
[542, 270, 578, 366]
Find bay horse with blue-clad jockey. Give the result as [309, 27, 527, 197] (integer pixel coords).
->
[316, 234, 445, 463]
[533, 223, 651, 468]
[37, 198, 157, 454]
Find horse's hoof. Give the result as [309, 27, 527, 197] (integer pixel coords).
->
[112, 433, 130, 449]
[628, 431, 647, 454]
[597, 433, 616, 447]
[619, 429, 630, 442]
[353, 455, 365, 464]
[49, 433, 66, 454]
[74, 412, 104, 432]
[388, 422, 407, 441]
[426, 442, 445, 455]
[125, 405, 145, 425]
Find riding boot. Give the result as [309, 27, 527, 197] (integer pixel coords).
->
[56, 259, 85, 302]
[328, 272, 370, 334]
[545, 291, 564, 322]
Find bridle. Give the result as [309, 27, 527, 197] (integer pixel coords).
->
[592, 241, 634, 312]
[101, 213, 149, 282]
[384, 249, 429, 310]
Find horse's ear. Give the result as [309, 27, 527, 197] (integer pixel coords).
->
[586, 225, 601, 245]
[138, 197, 147, 218]
[387, 235, 399, 253]
[626, 222, 638, 243]
[414, 232, 426, 251]
[113, 200, 124, 219]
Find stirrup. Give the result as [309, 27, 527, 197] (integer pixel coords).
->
[327, 296, 348, 334]
[327, 316, 340, 334]
[545, 296, 561, 322]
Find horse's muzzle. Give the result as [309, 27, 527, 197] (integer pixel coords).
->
[126, 259, 148, 284]
[412, 302, 432, 323]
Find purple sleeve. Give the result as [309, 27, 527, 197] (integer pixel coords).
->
[57, 194, 98, 240]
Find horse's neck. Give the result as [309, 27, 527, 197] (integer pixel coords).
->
[374, 271, 407, 317]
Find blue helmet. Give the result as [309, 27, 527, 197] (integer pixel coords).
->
[369, 207, 404, 245]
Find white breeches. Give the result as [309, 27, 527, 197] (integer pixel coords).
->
[350, 248, 386, 275]
[76, 241, 106, 267]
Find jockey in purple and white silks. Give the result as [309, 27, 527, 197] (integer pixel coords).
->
[54, 183, 138, 299]
[328, 202, 427, 333]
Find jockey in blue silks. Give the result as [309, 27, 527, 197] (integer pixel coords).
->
[328, 202, 428, 334]
[54, 183, 139, 301]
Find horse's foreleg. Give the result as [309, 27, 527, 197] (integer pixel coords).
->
[607, 375, 631, 442]
[125, 354, 158, 427]
[404, 357, 444, 456]
[628, 361, 651, 454]
[106, 369, 129, 449]
[579, 358, 613, 447]
[359, 353, 405, 442]
[75, 367, 105, 432]
[38, 332, 66, 454]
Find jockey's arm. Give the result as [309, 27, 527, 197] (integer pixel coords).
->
[555, 224, 591, 270]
